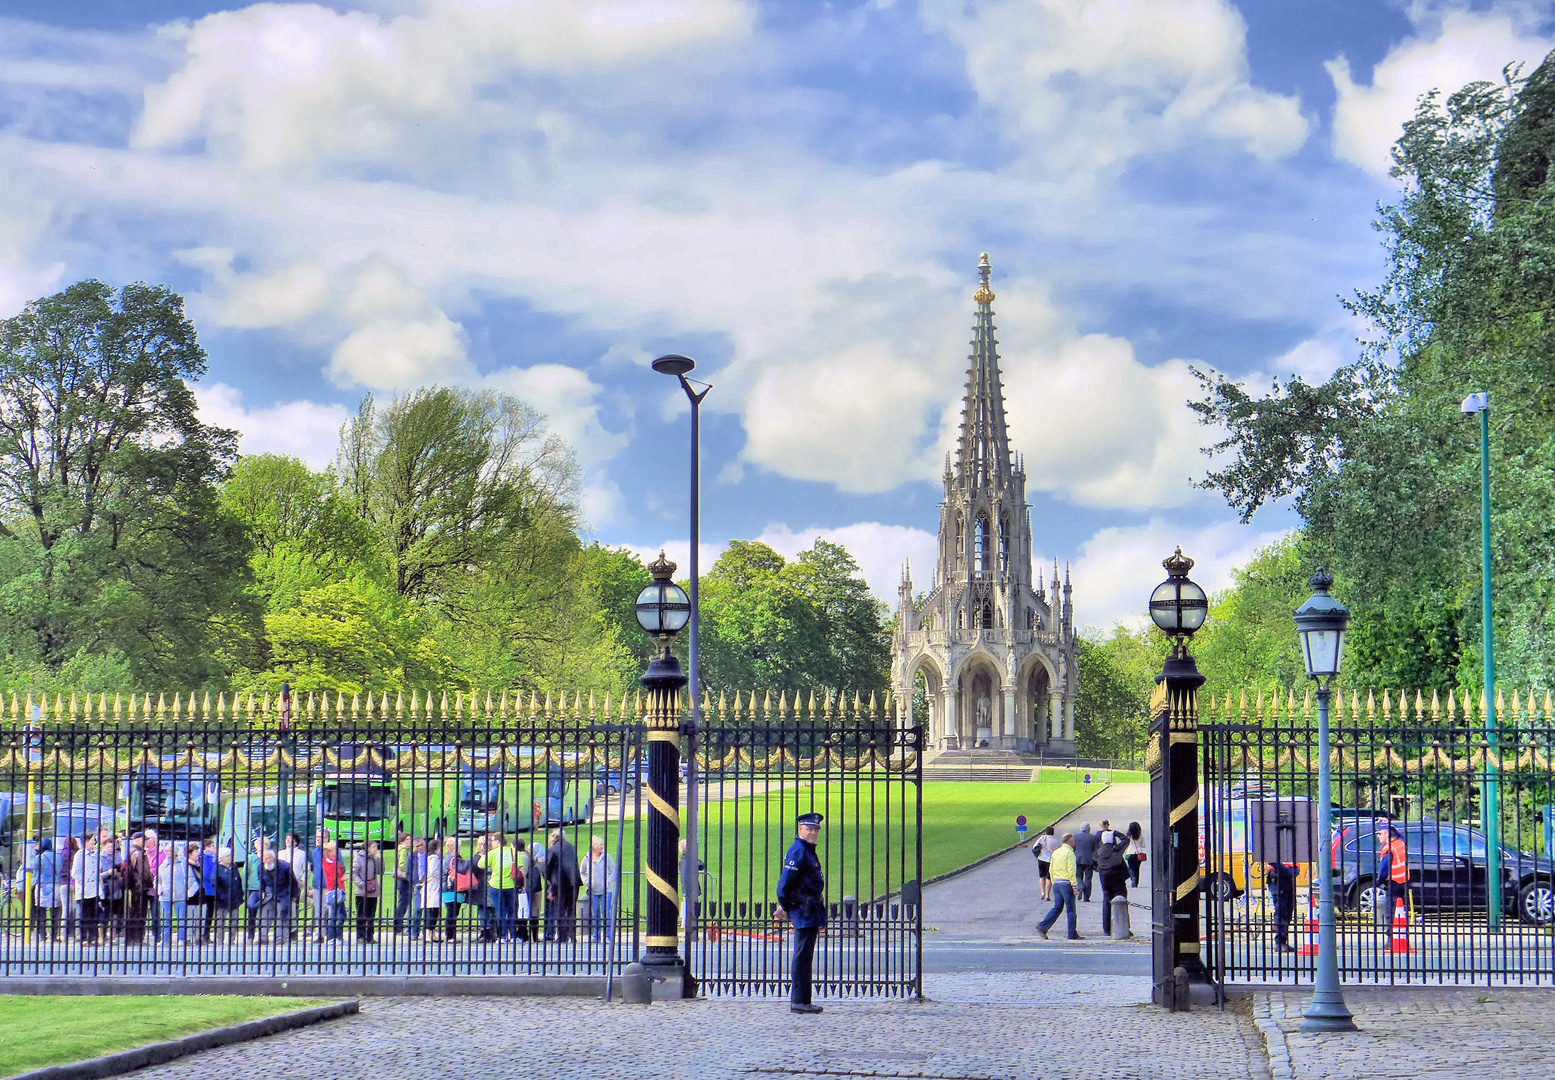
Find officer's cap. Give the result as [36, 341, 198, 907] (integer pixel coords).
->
[797, 812, 825, 828]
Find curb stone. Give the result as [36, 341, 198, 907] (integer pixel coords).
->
[7, 1000, 360, 1080]
[1253, 993, 1295, 1080]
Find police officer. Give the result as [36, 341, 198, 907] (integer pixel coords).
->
[776, 811, 827, 1014]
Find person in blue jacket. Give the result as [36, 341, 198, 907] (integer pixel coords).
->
[775, 811, 827, 1015]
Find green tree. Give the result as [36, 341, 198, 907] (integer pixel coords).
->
[0, 280, 258, 684]
[1191, 56, 1555, 690]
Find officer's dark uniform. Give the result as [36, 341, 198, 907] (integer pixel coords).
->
[1265, 861, 1297, 952]
[776, 812, 827, 1013]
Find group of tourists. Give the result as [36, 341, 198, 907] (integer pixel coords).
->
[14, 824, 622, 948]
[1031, 820, 1144, 939]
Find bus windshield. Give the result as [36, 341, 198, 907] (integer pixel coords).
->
[460, 781, 500, 813]
[320, 784, 395, 821]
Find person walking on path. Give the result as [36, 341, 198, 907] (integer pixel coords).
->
[1265, 861, 1298, 953]
[545, 829, 582, 943]
[1096, 828, 1131, 936]
[1073, 823, 1099, 902]
[581, 835, 620, 942]
[775, 811, 828, 1015]
[352, 841, 383, 943]
[1125, 822, 1146, 888]
[1033, 827, 1057, 902]
[1036, 832, 1081, 940]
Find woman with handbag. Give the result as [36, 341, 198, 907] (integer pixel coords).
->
[352, 841, 383, 943]
[444, 841, 478, 941]
[1126, 821, 1146, 888]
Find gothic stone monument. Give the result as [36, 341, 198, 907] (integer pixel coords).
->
[890, 254, 1077, 755]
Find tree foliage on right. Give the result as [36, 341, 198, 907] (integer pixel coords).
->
[1192, 52, 1555, 691]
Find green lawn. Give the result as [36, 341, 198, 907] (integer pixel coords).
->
[0, 996, 334, 1077]
[578, 777, 1103, 912]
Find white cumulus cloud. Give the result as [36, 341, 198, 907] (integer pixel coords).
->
[1329, 6, 1554, 178]
[196, 382, 351, 468]
[1071, 516, 1290, 633]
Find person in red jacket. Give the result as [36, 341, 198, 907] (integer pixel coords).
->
[1374, 819, 1409, 925]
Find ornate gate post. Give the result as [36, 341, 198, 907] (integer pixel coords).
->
[1147, 548, 1208, 1010]
[634, 553, 691, 995]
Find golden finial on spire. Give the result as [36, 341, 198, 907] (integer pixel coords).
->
[974, 252, 995, 304]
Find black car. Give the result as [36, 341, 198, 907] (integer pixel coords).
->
[1333, 819, 1555, 924]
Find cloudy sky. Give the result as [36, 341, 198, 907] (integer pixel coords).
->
[2, 0, 1552, 630]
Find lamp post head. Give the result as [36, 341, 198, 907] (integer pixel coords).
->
[1148, 546, 1208, 649]
[635, 550, 691, 646]
[1294, 566, 1349, 683]
[652, 354, 696, 378]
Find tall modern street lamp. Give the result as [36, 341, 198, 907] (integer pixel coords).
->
[1293, 568, 1357, 1033]
[652, 353, 712, 976]
[635, 551, 693, 990]
[1147, 547, 1209, 1009]
[1462, 390, 1502, 931]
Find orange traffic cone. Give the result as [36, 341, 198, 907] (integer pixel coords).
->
[1296, 891, 1320, 956]
[1390, 897, 1411, 954]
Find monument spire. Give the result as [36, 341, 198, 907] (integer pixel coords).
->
[954, 253, 1012, 488]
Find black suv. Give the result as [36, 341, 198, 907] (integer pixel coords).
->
[1333, 820, 1555, 925]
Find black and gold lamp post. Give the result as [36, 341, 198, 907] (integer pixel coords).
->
[1147, 547, 1208, 1009]
[634, 551, 692, 987]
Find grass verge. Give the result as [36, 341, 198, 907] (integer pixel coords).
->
[0, 995, 333, 1077]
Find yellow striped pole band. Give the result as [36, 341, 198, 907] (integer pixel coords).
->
[645, 784, 678, 822]
[644, 866, 679, 906]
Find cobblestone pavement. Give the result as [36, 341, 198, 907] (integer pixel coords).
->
[1256, 986, 1555, 1080]
[129, 974, 1267, 1080]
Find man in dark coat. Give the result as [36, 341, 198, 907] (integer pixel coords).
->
[1072, 823, 1100, 901]
[776, 812, 828, 1014]
[1265, 861, 1298, 953]
[544, 829, 582, 942]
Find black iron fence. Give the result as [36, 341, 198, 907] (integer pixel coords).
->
[1201, 706, 1555, 985]
[0, 690, 922, 997]
[687, 715, 922, 998]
